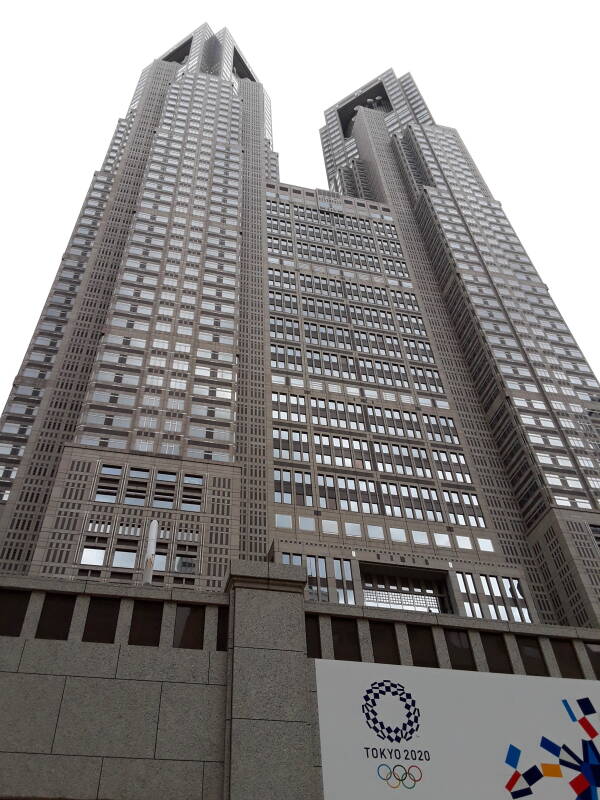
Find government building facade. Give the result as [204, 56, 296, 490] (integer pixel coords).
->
[1, 23, 599, 800]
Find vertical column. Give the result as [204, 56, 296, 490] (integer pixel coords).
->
[225, 561, 319, 800]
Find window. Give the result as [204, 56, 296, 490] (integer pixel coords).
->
[322, 519, 339, 534]
[113, 550, 136, 569]
[370, 620, 400, 664]
[173, 604, 205, 649]
[345, 522, 361, 537]
[551, 639, 582, 679]
[331, 617, 361, 662]
[445, 629, 476, 670]
[36, 593, 76, 640]
[480, 632, 512, 674]
[516, 635, 548, 676]
[305, 614, 322, 658]
[362, 566, 450, 613]
[0, 589, 30, 636]
[407, 625, 438, 668]
[128, 600, 163, 646]
[82, 597, 120, 644]
[81, 547, 105, 566]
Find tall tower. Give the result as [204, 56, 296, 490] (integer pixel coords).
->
[0, 24, 277, 588]
[320, 70, 600, 626]
[1, 29, 599, 631]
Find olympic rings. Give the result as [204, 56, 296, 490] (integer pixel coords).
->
[377, 763, 423, 790]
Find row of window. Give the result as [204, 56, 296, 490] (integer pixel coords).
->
[0, 589, 227, 650]
[94, 464, 203, 511]
[275, 514, 493, 553]
[306, 615, 598, 680]
[273, 469, 485, 527]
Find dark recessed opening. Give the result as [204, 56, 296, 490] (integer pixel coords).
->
[36, 593, 76, 640]
[173, 604, 205, 650]
[232, 48, 254, 81]
[407, 624, 438, 668]
[370, 620, 400, 664]
[128, 599, 163, 646]
[305, 613, 322, 659]
[551, 638, 583, 679]
[0, 589, 30, 636]
[338, 81, 393, 138]
[163, 37, 192, 65]
[331, 616, 361, 662]
[481, 632, 513, 674]
[83, 596, 120, 644]
[445, 629, 476, 671]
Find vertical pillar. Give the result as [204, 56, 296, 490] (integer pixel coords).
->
[224, 561, 319, 800]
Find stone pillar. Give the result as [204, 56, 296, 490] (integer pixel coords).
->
[224, 560, 319, 800]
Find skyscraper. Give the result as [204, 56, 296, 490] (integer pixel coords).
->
[1, 24, 600, 800]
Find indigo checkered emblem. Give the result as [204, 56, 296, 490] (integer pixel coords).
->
[362, 680, 421, 743]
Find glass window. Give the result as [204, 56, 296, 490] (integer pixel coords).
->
[173, 604, 205, 649]
[298, 516, 315, 531]
[0, 589, 30, 636]
[331, 617, 361, 662]
[322, 519, 339, 534]
[367, 525, 384, 540]
[83, 597, 120, 644]
[156, 471, 177, 482]
[477, 538, 494, 552]
[36, 593, 76, 640]
[456, 536, 472, 549]
[275, 513, 292, 529]
[128, 600, 163, 646]
[112, 550, 136, 568]
[389, 527, 406, 542]
[101, 465, 122, 476]
[370, 620, 400, 664]
[175, 555, 196, 573]
[130, 468, 150, 479]
[345, 522, 361, 537]
[81, 547, 105, 566]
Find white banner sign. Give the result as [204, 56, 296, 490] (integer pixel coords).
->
[316, 660, 600, 799]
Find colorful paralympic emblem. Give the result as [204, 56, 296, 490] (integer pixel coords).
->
[362, 680, 421, 743]
[377, 763, 423, 790]
[504, 697, 600, 799]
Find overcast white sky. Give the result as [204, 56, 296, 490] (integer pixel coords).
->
[0, 0, 598, 407]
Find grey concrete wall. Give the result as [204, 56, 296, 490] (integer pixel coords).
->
[0, 635, 227, 800]
[1, 567, 599, 800]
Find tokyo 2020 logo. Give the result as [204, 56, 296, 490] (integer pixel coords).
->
[362, 680, 421, 743]
[377, 763, 423, 790]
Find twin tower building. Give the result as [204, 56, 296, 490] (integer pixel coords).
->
[2, 22, 599, 626]
[1, 25, 600, 797]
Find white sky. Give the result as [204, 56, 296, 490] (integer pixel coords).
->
[0, 0, 598, 408]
